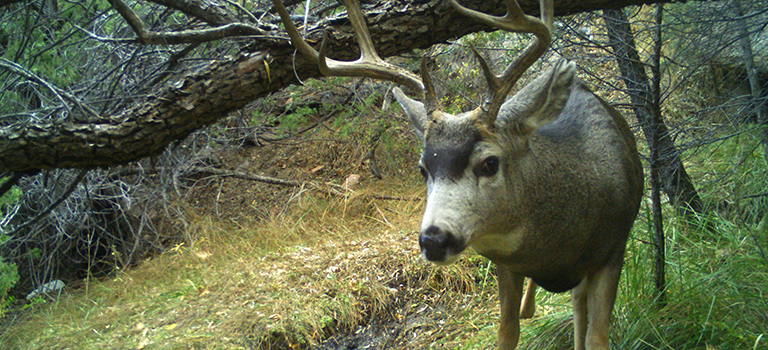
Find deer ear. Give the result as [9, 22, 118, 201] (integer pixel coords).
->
[497, 58, 576, 134]
[393, 87, 428, 142]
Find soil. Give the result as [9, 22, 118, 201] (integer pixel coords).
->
[316, 303, 449, 350]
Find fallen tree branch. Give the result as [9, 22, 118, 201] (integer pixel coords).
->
[113, 165, 421, 201]
[187, 166, 422, 201]
[188, 166, 301, 187]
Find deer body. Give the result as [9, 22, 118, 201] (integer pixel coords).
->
[273, 0, 643, 348]
[396, 61, 643, 349]
[470, 77, 642, 294]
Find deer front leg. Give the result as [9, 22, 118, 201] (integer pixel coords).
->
[571, 277, 588, 350]
[497, 264, 525, 350]
[584, 262, 622, 350]
[519, 279, 537, 319]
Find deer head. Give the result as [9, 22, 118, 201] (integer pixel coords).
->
[272, 0, 566, 265]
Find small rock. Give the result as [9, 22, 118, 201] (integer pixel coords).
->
[26, 279, 65, 300]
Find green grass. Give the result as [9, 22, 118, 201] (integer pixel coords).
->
[614, 213, 768, 350]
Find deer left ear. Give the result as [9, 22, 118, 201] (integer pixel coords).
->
[393, 87, 428, 142]
[496, 58, 576, 134]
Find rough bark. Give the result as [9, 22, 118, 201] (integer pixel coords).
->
[149, 0, 242, 26]
[602, 7, 704, 216]
[0, 0, 672, 172]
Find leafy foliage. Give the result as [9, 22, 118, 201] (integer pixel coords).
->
[0, 180, 21, 319]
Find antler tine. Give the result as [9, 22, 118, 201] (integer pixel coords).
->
[450, 0, 554, 123]
[272, 0, 318, 60]
[420, 57, 441, 116]
[272, 0, 425, 97]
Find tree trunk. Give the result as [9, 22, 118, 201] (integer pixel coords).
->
[602, 7, 704, 217]
[733, 0, 768, 154]
[650, 4, 666, 304]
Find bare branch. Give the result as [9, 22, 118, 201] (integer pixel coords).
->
[148, 0, 241, 26]
[221, 0, 261, 24]
[184, 166, 421, 200]
[106, 0, 263, 44]
[107, 0, 150, 38]
[133, 23, 265, 45]
[190, 166, 301, 187]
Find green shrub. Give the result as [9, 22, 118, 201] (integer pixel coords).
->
[0, 178, 22, 319]
[0, 257, 19, 318]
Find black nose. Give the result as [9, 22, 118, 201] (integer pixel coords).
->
[420, 225, 454, 262]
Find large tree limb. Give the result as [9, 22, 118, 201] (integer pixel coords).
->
[0, 0, 671, 172]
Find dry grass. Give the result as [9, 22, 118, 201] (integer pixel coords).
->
[0, 179, 496, 350]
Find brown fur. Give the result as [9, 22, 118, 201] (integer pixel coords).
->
[395, 61, 643, 350]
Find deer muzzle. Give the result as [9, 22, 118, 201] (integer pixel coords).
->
[419, 225, 465, 265]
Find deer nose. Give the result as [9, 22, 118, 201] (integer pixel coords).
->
[420, 225, 456, 262]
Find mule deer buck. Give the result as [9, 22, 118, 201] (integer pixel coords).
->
[272, 0, 644, 349]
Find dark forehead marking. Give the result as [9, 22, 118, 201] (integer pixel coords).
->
[422, 122, 484, 181]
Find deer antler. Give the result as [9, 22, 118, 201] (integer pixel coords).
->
[272, 0, 428, 99]
[450, 0, 553, 124]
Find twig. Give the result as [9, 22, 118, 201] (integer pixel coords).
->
[366, 194, 421, 201]
[105, 0, 263, 45]
[222, 0, 261, 24]
[189, 166, 301, 187]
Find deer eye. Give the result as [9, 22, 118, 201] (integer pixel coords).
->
[477, 156, 499, 177]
